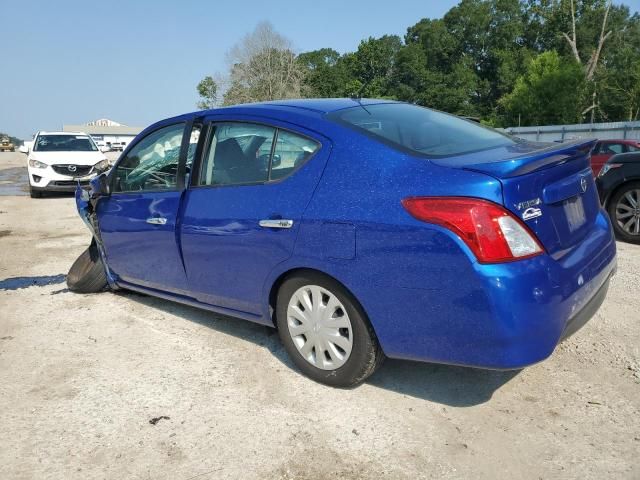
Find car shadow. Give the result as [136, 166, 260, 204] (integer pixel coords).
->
[367, 360, 519, 406]
[118, 290, 519, 406]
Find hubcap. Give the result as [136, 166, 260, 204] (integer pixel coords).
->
[286, 285, 353, 370]
[615, 189, 640, 236]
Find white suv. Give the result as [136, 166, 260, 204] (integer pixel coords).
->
[23, 131, 110, 198]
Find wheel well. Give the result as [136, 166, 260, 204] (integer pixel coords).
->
[268, 268, 368, 329]
[604, 179, 640, 209]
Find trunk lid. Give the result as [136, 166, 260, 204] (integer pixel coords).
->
[431, 140, 600, 256]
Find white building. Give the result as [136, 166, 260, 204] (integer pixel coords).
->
[63, 118, 143, 149]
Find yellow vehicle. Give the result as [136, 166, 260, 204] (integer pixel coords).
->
[0, 136, 15, 152]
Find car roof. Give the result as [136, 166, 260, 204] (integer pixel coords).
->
[599, 139, 640, 144]
[218, 98, 399, 114]
[194, 98, 403, 119]
[610, 151, 640, 162]
[38, 131, 89, 136]
[144, 98, 403, 137]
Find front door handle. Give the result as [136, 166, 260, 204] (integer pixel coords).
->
[259, 219, 294, 229]
[146, 217, 167, 225]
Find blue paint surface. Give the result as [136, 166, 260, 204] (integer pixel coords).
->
[78, 99, 617, 369]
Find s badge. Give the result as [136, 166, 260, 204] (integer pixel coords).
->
[522, 207, 542, 221]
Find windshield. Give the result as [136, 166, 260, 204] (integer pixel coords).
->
[34, 134, 98, 152]
[327, 103, 516, 158]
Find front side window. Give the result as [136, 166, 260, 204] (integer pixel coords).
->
[199, 123, 275, 186]
[34, 134, 97, 152]
[327, 102, 516, 158]
[626, 144, 639, 152]
[113, 123, 185, 192]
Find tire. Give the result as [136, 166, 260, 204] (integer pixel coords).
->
[29, 185, 42, 198]
[67, 241, 108, 293]
[607, 181, 640, 244]
[276, 272, 384, 387]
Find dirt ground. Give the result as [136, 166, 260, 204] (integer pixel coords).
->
[0, 150, 638, 480]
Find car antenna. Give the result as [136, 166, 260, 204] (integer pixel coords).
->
[350, 80, 372, 115]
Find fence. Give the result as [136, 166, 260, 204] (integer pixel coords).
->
[501, 121, 640, 142]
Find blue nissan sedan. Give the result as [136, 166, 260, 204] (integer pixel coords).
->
[69, 99, 617, 387]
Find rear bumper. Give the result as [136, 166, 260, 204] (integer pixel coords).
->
[360, 211, 617, 369]
[560, 274, 611, 341]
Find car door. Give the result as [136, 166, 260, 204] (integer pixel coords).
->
[180, 116, 330, 316]
[97, 121, 199, 294]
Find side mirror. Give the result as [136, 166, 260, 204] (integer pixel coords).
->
[272, 154, 282, 168]
[19, 145, 29, 154]
[99, 146, 109, 153]
[89, 172, 110, 198]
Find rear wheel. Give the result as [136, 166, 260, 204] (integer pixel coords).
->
[276, 272, 384, 387]
[608, 181, 640, 244]
[67, 241, 108, 293]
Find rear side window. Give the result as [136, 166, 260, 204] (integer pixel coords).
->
[327, 103, 516, 158]
[271, 130, 320, 180]
[602, 143, 625, 154]
[199, 123, 275, 186]
[198, 123, 319, 186]
[627, 144, 640, 152]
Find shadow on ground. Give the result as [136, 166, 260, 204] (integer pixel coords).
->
[0, 274, 66, 290]
[119, 290, 519, 406]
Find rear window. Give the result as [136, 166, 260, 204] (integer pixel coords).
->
[326, 103, 516, 157]
[34, 134, 97, 152]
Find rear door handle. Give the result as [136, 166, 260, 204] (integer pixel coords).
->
[146, 217, 167, 225]
[259, 219, 294, 229]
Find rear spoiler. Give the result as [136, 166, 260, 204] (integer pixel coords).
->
[462, 139, 596, 178]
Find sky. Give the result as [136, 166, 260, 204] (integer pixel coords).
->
[1, 0, 639, 140]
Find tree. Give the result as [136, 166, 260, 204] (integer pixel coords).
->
[202, 2, 640, 125]
[351, 35, 402, 96]
[221, 22, 304, 105]
[562, 0, 612, 81]
[196, 76, 219, 109]
[500, 50, 587, 125]
[297, 48, 348, 97]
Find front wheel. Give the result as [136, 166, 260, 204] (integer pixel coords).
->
[29, 185, 42, 198]
[67, 241, 108, 293]
[276, 272, 384, 387]
[608, 181, 640, 244]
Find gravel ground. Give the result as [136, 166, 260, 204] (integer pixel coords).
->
[0, 151, 638, 480]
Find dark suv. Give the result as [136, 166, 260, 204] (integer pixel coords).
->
[596, 152, 640, 243]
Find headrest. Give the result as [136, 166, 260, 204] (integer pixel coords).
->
[214, 138, 244, 167]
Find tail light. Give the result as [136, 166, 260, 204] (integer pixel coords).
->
[402, 197, 544, 263]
